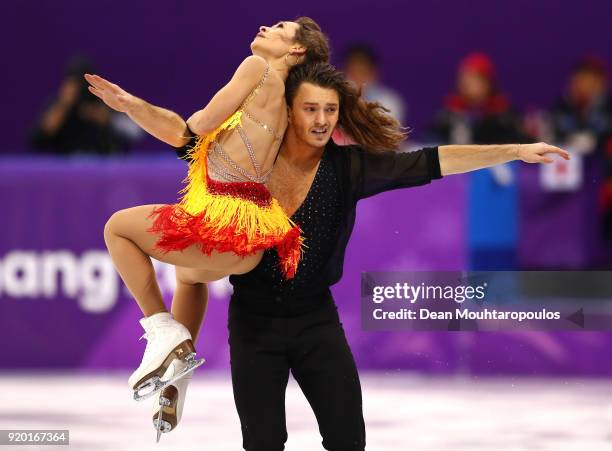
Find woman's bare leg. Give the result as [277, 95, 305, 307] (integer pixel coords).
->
[171, 282, 208, 342]
[103, 204, 262, 317]
[151, 268, 224, 431]
[171, 267, 225, 341]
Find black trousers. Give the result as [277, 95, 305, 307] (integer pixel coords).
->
[228, 291, 366, 451]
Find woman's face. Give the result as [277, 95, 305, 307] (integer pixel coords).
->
[250, 21, 300, 58]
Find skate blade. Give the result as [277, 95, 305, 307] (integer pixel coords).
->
[154, 418, 172, 440]
[155, 397, 172, 442]
[131, 339, 196, 393]
[154, 419, 172, 440]
[134, 353, 204, 402]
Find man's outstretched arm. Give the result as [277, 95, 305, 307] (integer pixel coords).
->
[438, 143, 570, 176]
[85, 74, 190, 148]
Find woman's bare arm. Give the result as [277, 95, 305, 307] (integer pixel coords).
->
[85, 55, 267, 147]
[186, 55, 268, 135]
[85, 74, 189, 147]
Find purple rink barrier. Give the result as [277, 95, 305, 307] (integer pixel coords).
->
[518, 152, 608, 269]
[1, 155, 612, 376]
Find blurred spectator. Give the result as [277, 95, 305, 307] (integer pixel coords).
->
[343, 44, 406, 125]
[547, 57, 612, 154]
[428, 52, 525, 270]
[547, 57, 612, 249]
[31, 57, 142, 155]
[521, 56, 612, 268]
[429, 52, 524, 146]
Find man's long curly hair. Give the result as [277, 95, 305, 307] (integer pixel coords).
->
[285, 62, 407, 151]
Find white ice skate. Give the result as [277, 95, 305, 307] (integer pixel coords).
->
[128, 312, 204, 402]
[151, 359, 192, 442]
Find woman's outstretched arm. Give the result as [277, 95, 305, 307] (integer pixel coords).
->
[85, 73, 189, 147]
[438, 142, 570, 176]
[84, 54, 267, 148]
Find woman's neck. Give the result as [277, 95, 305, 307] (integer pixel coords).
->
[262, 57, 289, 81]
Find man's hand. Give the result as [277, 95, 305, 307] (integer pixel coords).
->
[517, 142, 571, 164]
[84, 74, 135, 113]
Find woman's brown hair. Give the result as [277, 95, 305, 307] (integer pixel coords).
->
[285, 62, 407, 151]
[293, 17, 330, 65]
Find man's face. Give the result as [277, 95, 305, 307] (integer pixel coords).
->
[287, 82, 340, 148]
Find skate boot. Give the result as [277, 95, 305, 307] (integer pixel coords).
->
[128, 312, 204, 402]
[152, 358, 193, 442]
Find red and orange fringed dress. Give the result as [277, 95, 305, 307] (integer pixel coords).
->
[146, 81, 303, 279]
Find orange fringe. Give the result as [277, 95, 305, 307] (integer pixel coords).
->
[148, 114, 303, 279]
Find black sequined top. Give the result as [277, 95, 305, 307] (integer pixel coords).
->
[175, 138, 442, 311]
[229, 141, 442, 308]
[231, 147, 342, 295]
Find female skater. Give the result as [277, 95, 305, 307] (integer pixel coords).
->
[84, 16, 330, 435]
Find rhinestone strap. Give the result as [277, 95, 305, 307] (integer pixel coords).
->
[207, 154, 244, 182]
[239, 63, 270, 111]
[243, 109, 282, 141]
[204, 61, 276, 185]
[208, 143, 272, 184]
[236, 125, 262, 176]
[210, 144, 260, 183]
[209, 129, 267, 183]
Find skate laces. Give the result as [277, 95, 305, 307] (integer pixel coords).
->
[139, 330, 158, 362]
[139, 317, 174, 343]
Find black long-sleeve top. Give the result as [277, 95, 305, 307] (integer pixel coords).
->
[176, 139, 442, 310]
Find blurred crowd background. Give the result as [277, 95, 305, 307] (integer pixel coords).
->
[2, 1, 612, 377]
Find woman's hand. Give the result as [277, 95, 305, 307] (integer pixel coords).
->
[84, 74, 135, 113]
[517, 142, 571, 164]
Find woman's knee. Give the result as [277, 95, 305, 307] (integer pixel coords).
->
[104, 210, 126, 239]
[103, 209, 133, 246]
[103, 211, 121, 245]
